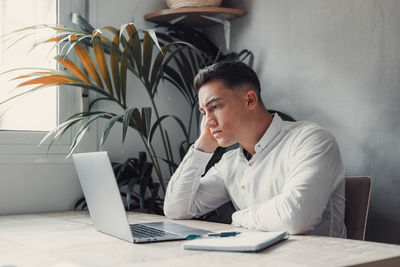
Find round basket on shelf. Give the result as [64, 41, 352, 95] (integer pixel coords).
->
[166, 0, 223, 9]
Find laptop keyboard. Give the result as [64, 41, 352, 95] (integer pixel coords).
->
[130, 224, 179, 238]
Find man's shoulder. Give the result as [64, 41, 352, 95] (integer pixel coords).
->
[216, 146, 241, 165]
[206, 147, 240, 175]
[282, 120, 336, 147]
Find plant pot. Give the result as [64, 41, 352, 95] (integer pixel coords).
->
[166, 0, 223, 9]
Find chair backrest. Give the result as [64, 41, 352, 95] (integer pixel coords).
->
[345, 176, 372, 240]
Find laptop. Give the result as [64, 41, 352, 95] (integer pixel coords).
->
[72, 151, 212, 243]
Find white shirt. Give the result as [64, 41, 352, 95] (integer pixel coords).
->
[164, 115, 346, 237]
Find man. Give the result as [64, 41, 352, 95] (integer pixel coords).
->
[164, 62, 346, 237]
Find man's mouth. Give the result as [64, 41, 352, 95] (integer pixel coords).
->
[211, 130, 222, 137]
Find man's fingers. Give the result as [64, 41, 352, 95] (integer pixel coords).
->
[200, 115, 208, 133]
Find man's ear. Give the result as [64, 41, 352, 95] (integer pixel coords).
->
[244, 90, 258, 110]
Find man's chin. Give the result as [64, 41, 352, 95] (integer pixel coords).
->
[217, 139, 235, 148]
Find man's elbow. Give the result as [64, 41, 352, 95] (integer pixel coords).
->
[281, 212, 314, 235]
[163, 202, 191, 220]
[283, 222, 309, 235]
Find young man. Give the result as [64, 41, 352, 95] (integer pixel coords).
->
[164, 62, 346, 237]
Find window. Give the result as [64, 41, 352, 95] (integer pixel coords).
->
[0, 0, 57, 131]
[0, 0, 89, 157]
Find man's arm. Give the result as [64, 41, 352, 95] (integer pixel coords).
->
[164, 117, 230, 219]
[232, 128, 345, 234]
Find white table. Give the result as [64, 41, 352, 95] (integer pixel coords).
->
[0, 211, 400, 266]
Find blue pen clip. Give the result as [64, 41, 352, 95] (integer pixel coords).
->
[186, 231, 241, 240]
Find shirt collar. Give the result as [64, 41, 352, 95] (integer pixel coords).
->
[239, 113, 285, 159]
[253, 113, 284, 154]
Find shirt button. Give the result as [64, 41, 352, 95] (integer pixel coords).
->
[241, 185, 246, 190]
[249, 162, 253, 167]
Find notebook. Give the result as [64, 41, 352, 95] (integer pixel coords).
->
[72, 151, 212, 243]
[182, 231, 289, 252]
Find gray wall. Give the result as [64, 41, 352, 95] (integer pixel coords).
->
[210, 0, 400, 244]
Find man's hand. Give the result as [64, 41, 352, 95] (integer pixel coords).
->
[231, 209, 253, 229]
[194, 116, 219, 153]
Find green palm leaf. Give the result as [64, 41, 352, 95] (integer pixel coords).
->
[148, 115, 188, 144]
[146, 29, 162, 53]
[141, 107, 152, 139]
[151, 42, 206, 97]
[101, 114, 123, 149]
[41, 111, 108, 153]
[68, 112, 112, 157]
[38, 116, 83, 148]
[122, 108, 136, 143]
[142, 31, 154, 85]
[132, 107, 146, 136]
[44, 117, 85, 153]
[163, 65, 191, 103]
[89, 97, 122, 111]
[110, 33, 121, 102]
[149, 43, 174, 94]
[120, 42, 129, 106]
[71, 13, 95, 34]
[125, 24, 142, 76]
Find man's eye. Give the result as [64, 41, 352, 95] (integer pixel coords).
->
[212, 104, 221, 110]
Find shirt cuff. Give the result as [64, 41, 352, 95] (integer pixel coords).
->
[231, 209, 256, 229]
[185, 145, 214, 162]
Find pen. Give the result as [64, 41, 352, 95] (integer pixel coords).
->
[186, 231, 241, 240]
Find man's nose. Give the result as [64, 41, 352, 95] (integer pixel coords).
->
[205, 115, 217, 127]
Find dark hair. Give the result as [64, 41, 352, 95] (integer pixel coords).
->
[193, 61, 261, 99]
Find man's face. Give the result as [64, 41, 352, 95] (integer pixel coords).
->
[198, 80, 248, 147]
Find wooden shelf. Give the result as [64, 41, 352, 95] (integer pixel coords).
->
[144, 7, 246, 28]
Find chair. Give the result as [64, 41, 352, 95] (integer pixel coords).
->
[345, 176, 372, 240]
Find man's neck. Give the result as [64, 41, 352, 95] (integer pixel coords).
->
[241, 110, 273, 156]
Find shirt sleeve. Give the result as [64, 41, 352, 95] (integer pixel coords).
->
[163, 146, 230, 219]
[232, 128, 345, 234]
